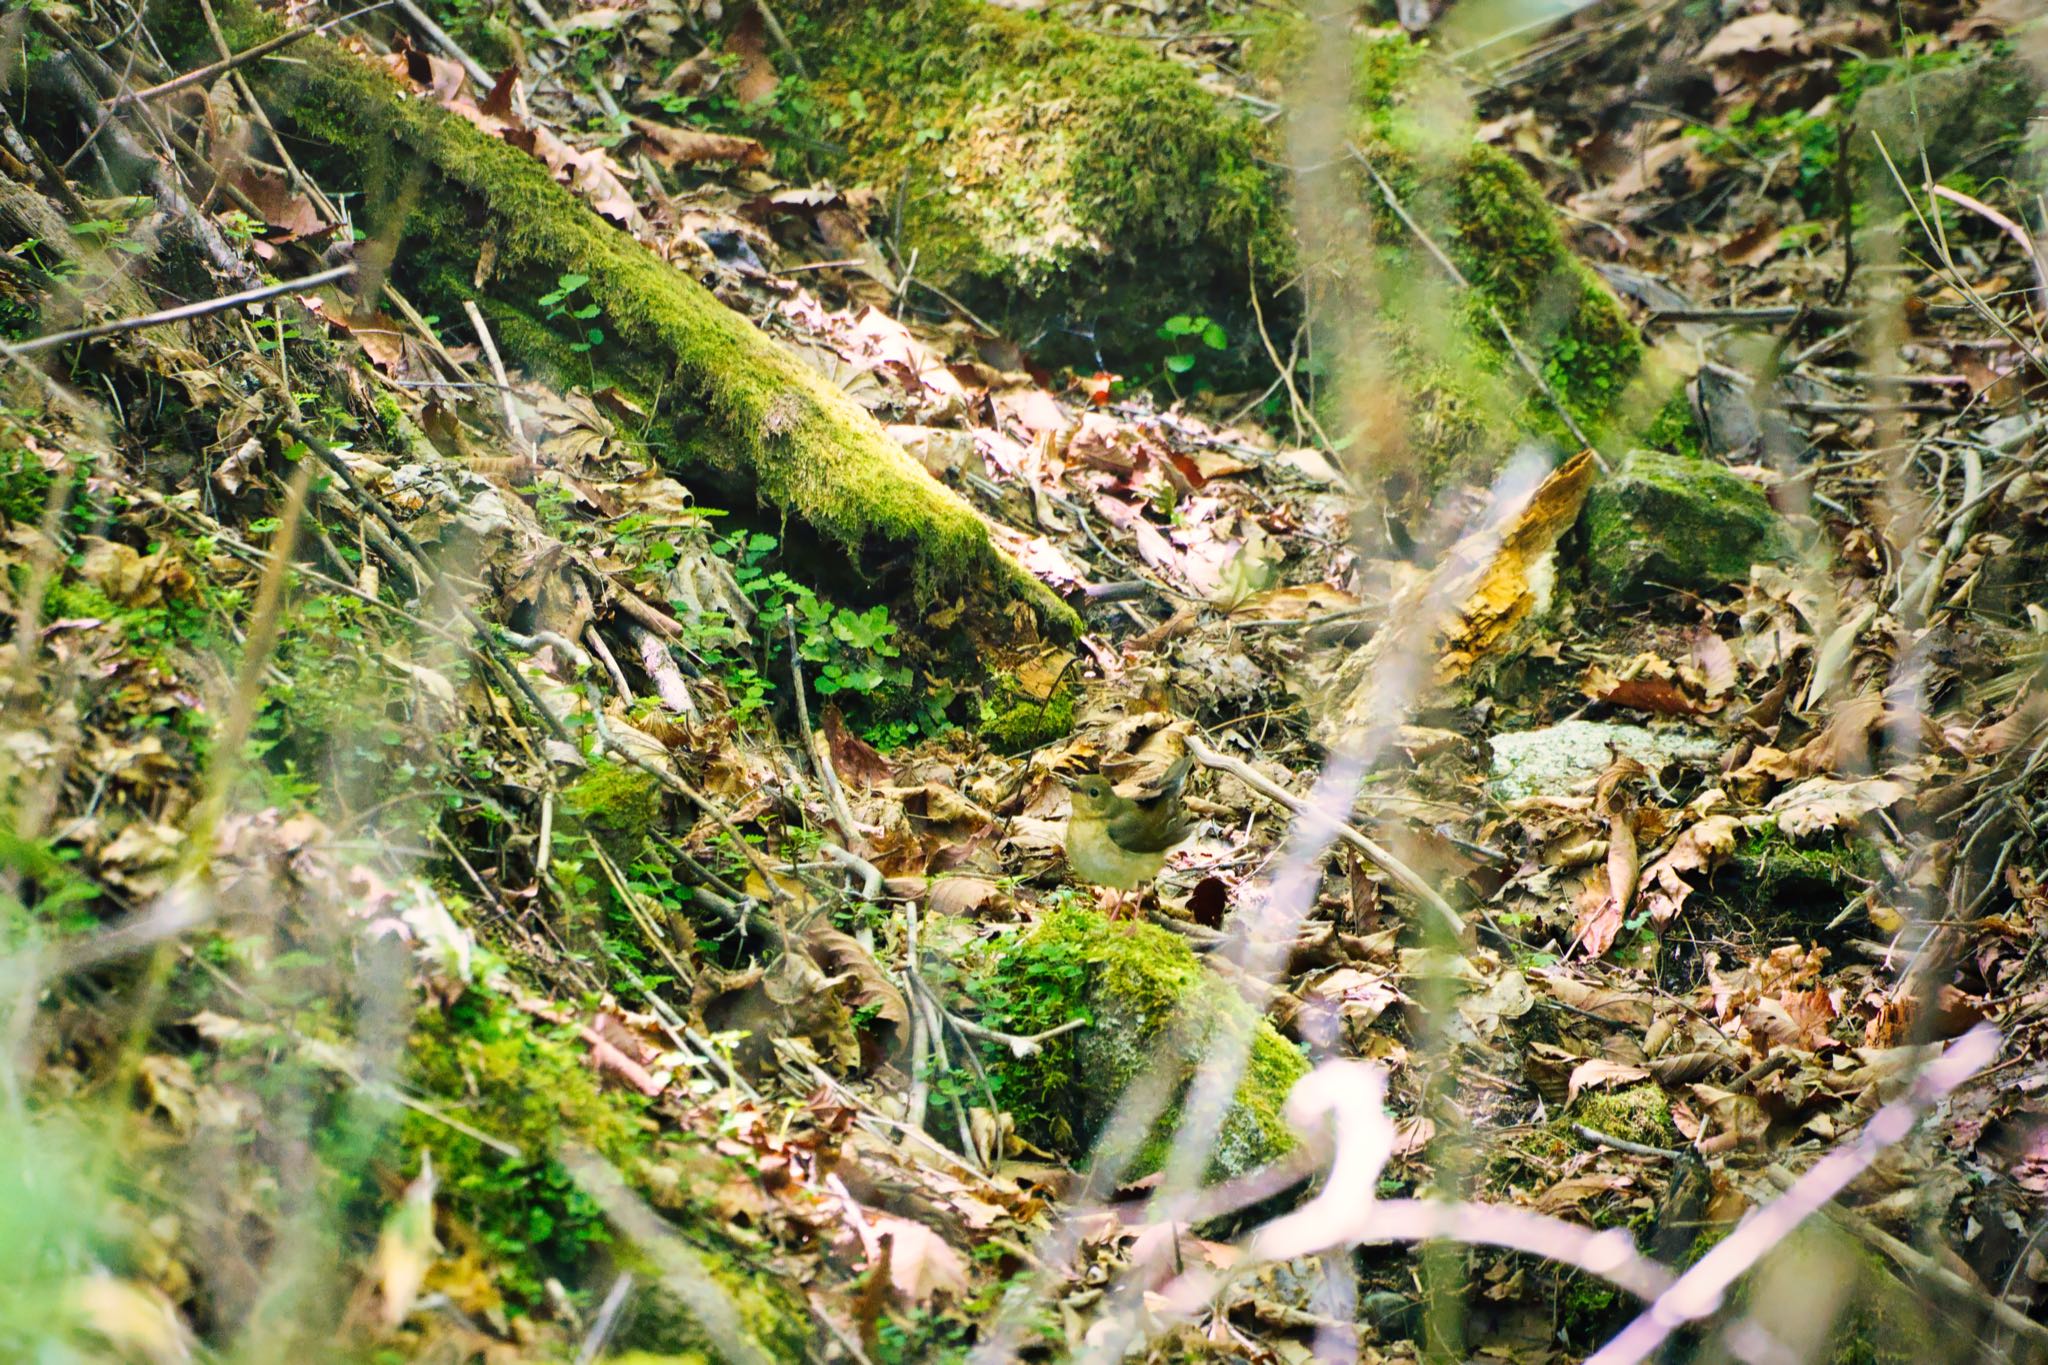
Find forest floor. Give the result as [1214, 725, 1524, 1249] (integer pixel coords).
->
[4, 0, 2048, 1363]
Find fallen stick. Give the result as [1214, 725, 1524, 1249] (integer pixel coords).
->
[1183, 733, 1465, 936]
[8, 263, 356, 356]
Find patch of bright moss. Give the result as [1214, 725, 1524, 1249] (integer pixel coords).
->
[1581, 450, 1794, 601]
[404, 992, 805, 1356]
[977, 678, 1075, 754]
[1643, 389, 1704, 459]
[1570, 1081, 1679, 1150]
[977, 907, 1306, 1181]
[561, 759, 665, 845]
[1689, 822, 1880, 947]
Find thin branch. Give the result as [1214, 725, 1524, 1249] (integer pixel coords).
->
[115, 1, 401, 106]
[7, 264, 356, 356]
[1184, 733, 1464, 936]
[783, 607, 862, 842]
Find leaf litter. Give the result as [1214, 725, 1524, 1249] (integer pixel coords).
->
[4, 0, 2048, 1360]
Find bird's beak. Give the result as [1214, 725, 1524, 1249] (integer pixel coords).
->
[1056, 772, 1079, 789]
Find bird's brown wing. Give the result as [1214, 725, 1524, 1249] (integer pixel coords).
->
[1106, 753, 1194, 852]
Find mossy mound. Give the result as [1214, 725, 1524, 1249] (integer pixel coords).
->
[1581, 450, 1794, 601]
[1691, 823, 1880, 945]
[149, 3, 1075, 635]
[405, 992, 807, 1359]
[1570, 1082, 1679, 1150]
[1849, 53, 2041, 190]
[1277, 30, 1647, 472]
[778, 0, 1287, 378]
[561, 759, 666, 845]
[770, 4, 1643, 468]
[979, 908, 1306, 1181]
[978, 676, 1076, 755]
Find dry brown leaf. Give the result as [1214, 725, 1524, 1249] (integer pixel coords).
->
[1766, 776, 1908, 838]
[927, 877, 1011, 918]
[1636, 813, 1743, 927]
[1719, 217, 1783, 268]
[822, 704, 894, 788]
[1567, 1057, 1652, 1105]
[869, 1216, 968, 1304]
[1699, 11, 1807, 62]
[630, 118, 770, 169]
[1581, 651, 1723, 716]
[804, 925, 909, 1064]
[1535, 971, 1655, 1027]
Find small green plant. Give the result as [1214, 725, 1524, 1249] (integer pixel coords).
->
[537, 272, 605, 355]
[701, 530, 920, 722]
[1156, 312, 1228, 385]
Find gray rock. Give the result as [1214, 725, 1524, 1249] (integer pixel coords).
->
[1489, 719, 1720, 802]
[1851, 55, 2039, 190]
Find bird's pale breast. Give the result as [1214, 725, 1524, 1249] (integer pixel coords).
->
[1065, 814, 1167, 890]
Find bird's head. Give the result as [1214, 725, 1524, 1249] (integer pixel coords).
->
[1062, 772, 1120, 818]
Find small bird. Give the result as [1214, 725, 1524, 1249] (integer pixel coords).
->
[1062, 753, 1195, 907]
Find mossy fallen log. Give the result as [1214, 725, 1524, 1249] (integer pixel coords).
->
[149, 3, 1076, 635]
[775, 2, 1647, 471]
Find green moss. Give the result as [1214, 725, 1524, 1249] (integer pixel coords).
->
[977, 908, 1306, 1181]
[404, 992, 805, 1356]
[1581, 450, 1794, 601]
[158, 2, 1075, 636]
[776, 0, 1287, 377]
[1559, 1274, 1621, 1344]
[1569, 1082, 1679, 1149]
[1688, 823, 1880, 946]
[561, 759, 664, 845]
[1643, 389, 1704, 460]
[977, 677, 1075, 754]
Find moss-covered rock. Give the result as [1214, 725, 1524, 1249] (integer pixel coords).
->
[149, 2, 1075, 636]
[771, 4, 1644, 469]
[977, 676, 1075, 755]
[1571, 1082, 1679, 1150]
[1581, 450, 1793, 601]
[780, 0, 1287, 378]
[979, 907, 1306, 1181]
[1849, 53, 2040, 191]
[561, 758, 665, 845]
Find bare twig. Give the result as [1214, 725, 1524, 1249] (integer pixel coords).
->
[1184, 733, 1464, 935]
[7, 264, 356, 356]
[782, 608, 862, 842]
[462, 299, 534, 460]
[115, 1, 401, 106]
[1573, 1124, 1683, 1160]
[392, 0, 493, 89]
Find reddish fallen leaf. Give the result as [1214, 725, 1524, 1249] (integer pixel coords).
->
[1719, 217, 1783, 268]
[822, 704, 893, 787]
